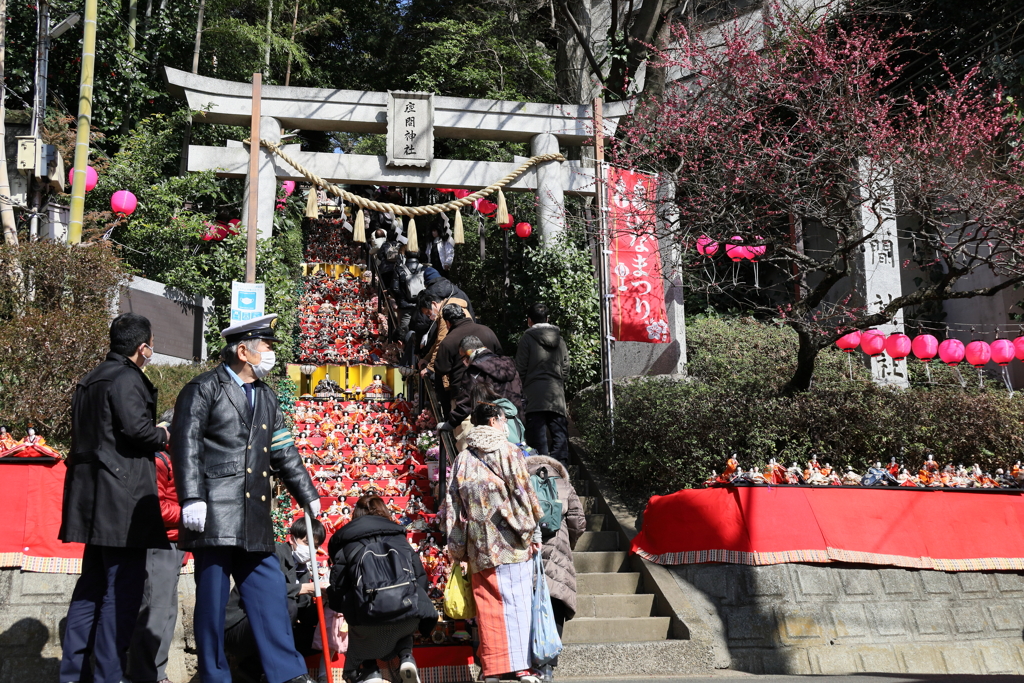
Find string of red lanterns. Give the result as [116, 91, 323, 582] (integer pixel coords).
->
[835, 331, 1024, 368]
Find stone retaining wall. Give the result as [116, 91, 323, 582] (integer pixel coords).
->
[671, 562, 1024, 675]
[0, 569, 197, 683]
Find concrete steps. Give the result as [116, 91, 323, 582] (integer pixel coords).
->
[574, 592, 654, 618]
[576, 571, 640, 595]
[574, 550, 628, 574]
[584, 513, 605, 531]
[562, 616, 671, 644]
[573, 530, 619, 552]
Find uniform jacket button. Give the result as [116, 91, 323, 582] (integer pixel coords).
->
[263, 471, 268, 477]
[263, 447, 268, 452]
[247, 467, 252, 473]
[261, 495, 266, 501]
[245, 492, 250, 498]
[262, 424, 267, 429]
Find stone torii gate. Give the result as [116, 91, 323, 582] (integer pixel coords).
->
[165, 67, 632, 241]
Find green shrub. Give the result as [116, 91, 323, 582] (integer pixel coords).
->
[573, 316, 1024, 512]
[146, 362, 217, 419]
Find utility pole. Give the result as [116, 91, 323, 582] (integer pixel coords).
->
[27, 0, 50, 240]
[67, 0, 98, 244]
[0, 0, 19, 246]
[245, 73, 261, 283]
[593, 97, 615, 438]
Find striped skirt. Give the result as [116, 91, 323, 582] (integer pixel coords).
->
[471, 559, 534, 677]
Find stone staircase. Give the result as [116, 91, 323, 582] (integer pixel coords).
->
[554, 452, 716, 678]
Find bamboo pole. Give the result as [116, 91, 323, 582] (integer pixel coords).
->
[245, 73, 261, 283]
[67, 0, 97, 244]
[0, 0, 20, 245]
[593, 97, 615, 438]
[283, 0, 299, 86]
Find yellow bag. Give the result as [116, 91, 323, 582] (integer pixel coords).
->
[443, 564, 476, 619]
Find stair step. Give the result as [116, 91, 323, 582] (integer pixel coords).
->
[562, 616, 671, 644]
[575, 593, 654, 618]
[571, 478, 589, 495]
[585, 513, 606, 531]
[578, 495, 596, 514]
[574, 551, 628, 574]
[576, 572, 640, 595]
[557, 641, 714, 677]
[574, 531, 620, 552]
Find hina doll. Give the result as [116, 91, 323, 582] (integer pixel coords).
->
[785, 463, 804, 485]
[886, 457, 900, 478]
[764, 458, 786, 485]
[840, 466, 862, 485]
[0, 426, 17, 454]
[8, 427, 61, 457]
[715, 457, 739, 484]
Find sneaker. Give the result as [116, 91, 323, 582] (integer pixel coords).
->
[360, 671, 384, 683]
[398, 658, 420, 683]
[516, 671, 541, 683]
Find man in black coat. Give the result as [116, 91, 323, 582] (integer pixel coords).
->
[441, 335, 524, 433]
[59, 313, 170, 683]
[171, 314, 319, 683]
[434, 303, 502, 400]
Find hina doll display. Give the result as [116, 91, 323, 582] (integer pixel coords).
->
[3, 426, 61, 458]
[0, 426, 16, 454]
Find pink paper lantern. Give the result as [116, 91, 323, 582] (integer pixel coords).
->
[884, 333, 912, 360]
[747, 243, 767, 261]
[696, 236, 719, 257]
[110, 190, 137, 216]
[1014, 336, 1024, 361]
[911, 334, 938, 362]
[281, 180, 295, 196]
[835, 331, 861, 353]
[860, 330, 886, 356]
[990, 338, 1015, 366]
[724, 236, 750, 262]
[938, 338, 965, 366]
[68, 165, 99, 192]
[515, 222, 532, 238]
[964, 340, 991, 368]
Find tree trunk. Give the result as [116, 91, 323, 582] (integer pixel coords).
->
[0, 0, 20, 246]
[782, 328, 821, 394]
[283, 0, 299, 86]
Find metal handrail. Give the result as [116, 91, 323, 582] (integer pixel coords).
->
[366, 247, 401, 343]
[422, 377, 457, 505]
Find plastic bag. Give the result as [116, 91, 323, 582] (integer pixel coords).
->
[530, 553, 563, 667]
[443, 564, 476, 619]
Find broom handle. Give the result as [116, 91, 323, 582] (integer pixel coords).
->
[305, 505, 334, 683]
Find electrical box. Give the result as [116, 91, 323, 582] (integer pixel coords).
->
[39, 144, 65, 192]
[16, 137, 39, 175]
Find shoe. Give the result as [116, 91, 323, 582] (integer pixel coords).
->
[284, 676, 315, 683]
[359, 669, 384, 683]
[398, 658, 420, 683]
[516, 671, 541, 683]
[538, 664, 554, 682]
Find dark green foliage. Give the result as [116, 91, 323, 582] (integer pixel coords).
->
[573, 316, 1024, 513]
[146, 361, 217, 418]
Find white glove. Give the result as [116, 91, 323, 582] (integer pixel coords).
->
[307, 498, 321, 518]
[182, 500, 207, 533]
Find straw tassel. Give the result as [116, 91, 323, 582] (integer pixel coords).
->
[406, 216, 419, 252]
[495, 188, 509, 225]
[453, 209, 464, 244]
[305, 187, 319, 219]
[353, 208, 366, 243]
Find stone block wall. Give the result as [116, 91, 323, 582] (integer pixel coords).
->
[671, 562, 1024, 675]
[0, 569, 197, 683]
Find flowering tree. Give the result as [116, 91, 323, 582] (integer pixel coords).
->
[615, 6, 1024, 392]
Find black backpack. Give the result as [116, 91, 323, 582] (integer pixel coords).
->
[347, 534, 419, 622]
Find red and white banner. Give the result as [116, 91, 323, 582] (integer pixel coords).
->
[606, 165, 670, 343]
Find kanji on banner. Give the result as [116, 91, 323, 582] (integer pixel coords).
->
[606, 165, 670, 343]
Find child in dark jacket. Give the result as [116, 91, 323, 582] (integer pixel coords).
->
[327, 495, 437, 683]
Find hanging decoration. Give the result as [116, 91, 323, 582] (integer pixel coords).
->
[68, 166, 98, 192]
[859, 330, 885, 356]
[452, 209, 464, 244]
[606, 165, 670, 343]
[884, 333, 911, 360]
[991, 339, 1016, 395]
[696, 236, 718, 256]
[965, 340, 991, 388]
[281, 180, 296, 196]
[498, 214, 515, 230]
[110, 190, 137, 217]
[911, 334, 938, 382]
[939, 338, 966, 387]
[836, 331, 861, 379]
[515, 222, 532, 239]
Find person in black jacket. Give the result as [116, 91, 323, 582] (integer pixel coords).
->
[433, 304, 502, 402]
[441, 335, 524, 434]
[327, 495, 437, 683]
[59, 313, 170, 683]
[224, 517, 327, 683]
[171, 314, 319, 683]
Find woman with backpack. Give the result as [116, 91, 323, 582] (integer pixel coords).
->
[326, 495, 438, 683]
[442, 401, 546, 683]
[525, 455, 586, 681]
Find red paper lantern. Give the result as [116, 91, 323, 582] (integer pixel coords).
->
[110, 190, 137, 216]
[474, 199, 498, 216]
[68, 165, 98, 192]
[1014, 336, 1024, 361]
[498, 214, 515, 230]
[696, 236, 719, 256]
[964, 340, 991, 368]
[281, 180, 295, 196]
[884, 333, 912, 360]
[938, 338, 965, 366]
[835, 331, 861, 353]
[436, 188, 456, 194]
[452, 189, 471, 199]
[515, 222, 532, 238]
[860, 330, 886, 356]
[990, 339, 1015, 366]
[911, 334, 938, 362]
[724, 236, 750, 262]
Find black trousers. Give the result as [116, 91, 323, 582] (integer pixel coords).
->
[524, 411, 569, 465]
[60, 544, 148, 683]
[550, 598, 568, 668]
[128, 543, 186, 682]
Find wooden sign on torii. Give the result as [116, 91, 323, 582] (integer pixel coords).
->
[165, 67, 632, 241]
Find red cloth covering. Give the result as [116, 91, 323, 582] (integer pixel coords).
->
[631, 486, 1024, 571]
[0, 460, 85, 572]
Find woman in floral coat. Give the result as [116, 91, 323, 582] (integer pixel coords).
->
[443, 401, 544, 683]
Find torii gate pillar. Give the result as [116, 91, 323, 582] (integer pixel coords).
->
[530, 133, 565, 244]
[241, 116, 282, 240]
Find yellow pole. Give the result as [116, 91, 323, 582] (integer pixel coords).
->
[67, 0, 97, 244]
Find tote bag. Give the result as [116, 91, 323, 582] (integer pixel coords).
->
[443, 563, 476, 619]
[530, 553, 563, 667]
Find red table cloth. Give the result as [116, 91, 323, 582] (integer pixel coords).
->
[0, 459, 85, 573]
[631, 485, 1024, 571]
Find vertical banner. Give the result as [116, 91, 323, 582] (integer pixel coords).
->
[606, 165, 671, 343]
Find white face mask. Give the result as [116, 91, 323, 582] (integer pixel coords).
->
[248, 349, 276, 379]
[140, 344, 154, 368]
[293, 542, 311, 564]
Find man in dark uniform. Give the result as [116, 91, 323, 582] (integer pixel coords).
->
[59, 312, 171, 683]
[171, 314, 319, 683]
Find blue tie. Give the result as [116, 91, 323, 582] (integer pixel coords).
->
[243, 383, 255, 409]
